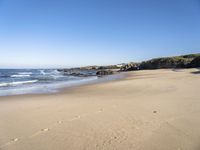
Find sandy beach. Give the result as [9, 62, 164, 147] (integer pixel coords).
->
[0, 69, 200, 150]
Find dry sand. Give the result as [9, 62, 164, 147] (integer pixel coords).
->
[0, 69, 200, 150]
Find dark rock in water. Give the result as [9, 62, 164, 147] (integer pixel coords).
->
[96, 70, 113, 76]
[57, 69, 96, 77]
[59, 65, 119, 71]
[69, 72, 87, 77]
[57, 69, 70, 73]
[80, 65, 120, 70]
[188, 56, 200, 68]
[58, 68, 114, 77]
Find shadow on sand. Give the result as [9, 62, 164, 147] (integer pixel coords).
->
[191, 71, 200, 74]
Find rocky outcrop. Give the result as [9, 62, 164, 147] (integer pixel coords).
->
[57, 68, 114, 77]
[58, 65, 120, 72]
[140, 57, 191, 69]
[57, 69, 96, 77]
[57, 64, 120, 77]
[120, 53, 200, 71]
[120, 63, 140, 71]
[58, 53, 200, 73]
[80, 65, 120, 70]
[188, 56, 200, 68]
[96, 70, 113, 76]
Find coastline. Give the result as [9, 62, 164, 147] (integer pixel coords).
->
[0, 68, 200, 150]
[0, 72, 128, 99]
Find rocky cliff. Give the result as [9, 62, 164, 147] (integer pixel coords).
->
[120, 53, 200, 71]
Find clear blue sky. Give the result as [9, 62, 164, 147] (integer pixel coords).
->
[0, 0, 200, 68]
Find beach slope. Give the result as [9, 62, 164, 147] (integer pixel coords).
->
[0, 69, 200, 150]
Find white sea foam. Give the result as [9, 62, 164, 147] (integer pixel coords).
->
[0, 77, 98, 96]
[0, 80, 38, 87]
[18, 72, 33, 75]
[40, 70, 46, 75]
[52, 69, 60, 74]
[11, 74, 30, 78]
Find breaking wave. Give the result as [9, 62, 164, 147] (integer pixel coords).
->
[0, 80, 38, 87]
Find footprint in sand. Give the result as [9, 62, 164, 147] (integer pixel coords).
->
[74, 115, 81, 119]
[69, 115, 81, 121]
[12, 138, 19, 142]
[41, 128, 50, 132]
[30, 120, 64, 138]
[57, 120, 63, 124]
[96, 109, 103, 113]
[0, 138, 19, 148]
[30, 128, 50, 138]
[153, 110, 157, 114]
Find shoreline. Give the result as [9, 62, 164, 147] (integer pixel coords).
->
[0, 72, 129, 100]
[0, 68, 200, 150]
[0, 71, 127, 98]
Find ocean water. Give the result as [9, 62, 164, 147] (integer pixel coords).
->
[0, 69, 98, 96]
[0, 69, 124, 96]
